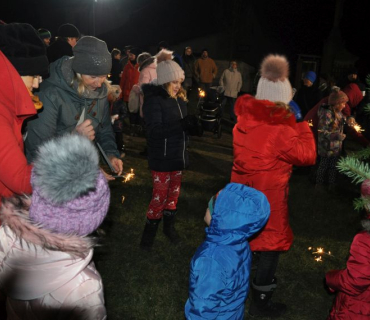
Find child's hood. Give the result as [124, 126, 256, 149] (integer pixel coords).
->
[206, 183, 270, 244]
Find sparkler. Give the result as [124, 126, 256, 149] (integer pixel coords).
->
[196, 88, 206, 109]
[308, 246, 334, 262]
[307, 119, 313, 127]
[353, 124, 365, 133]
[122, 168, 135, 183]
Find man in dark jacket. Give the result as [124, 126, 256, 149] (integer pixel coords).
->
[47, 23, 80, 63]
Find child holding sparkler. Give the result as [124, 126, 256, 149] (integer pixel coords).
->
[325, 177, 370, 319]
[185, 183, 270, 319]
[316, 88, 348, 192]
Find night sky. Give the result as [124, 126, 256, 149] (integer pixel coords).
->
[1, 0, 369, 72]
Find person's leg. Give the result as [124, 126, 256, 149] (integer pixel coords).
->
[316, 156, 329, 185]
[163, 171, 182, 243]
[228, 97, 236, 122]
[249, 251, 287, 318]
[140, 171, 171, 250]
[327, 156, 339, 192]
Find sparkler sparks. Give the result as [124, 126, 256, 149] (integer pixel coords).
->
[353, 124, 365, 133]
[307, 119, 313, 127]
[122, 168, 135, 183]
[308, 246, 334, 262]
[198, 88, 206, 98]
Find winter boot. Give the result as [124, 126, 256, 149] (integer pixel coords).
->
[163, 210, 180, 244]
[248, 278, 287, 318]
[139, 218, 161, 251]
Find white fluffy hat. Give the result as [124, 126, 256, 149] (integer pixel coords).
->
[155, 49, 184, 85]
[255, 54, 293, 104]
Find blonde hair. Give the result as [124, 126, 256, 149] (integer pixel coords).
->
[163, 82, 188, 102]
[72, 73, 111, 96]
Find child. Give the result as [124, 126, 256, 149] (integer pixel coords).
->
[326, 178, 370, 319]
[185, 182, 270, 319]
[316, 88, 348, 191]
[0, 134, 109, 319]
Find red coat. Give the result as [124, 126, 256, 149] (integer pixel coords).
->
[231, 95, 316, 251]
[0, 52, 35, 207]
[119, 61, 140, 102]
[326, 231, 370, 320]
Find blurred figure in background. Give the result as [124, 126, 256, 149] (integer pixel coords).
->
[38, 28, 51, 47]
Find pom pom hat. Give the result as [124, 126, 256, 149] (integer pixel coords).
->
[255, 54, 293, 104]
[328, 87, 348, 106]
[155, 49, 184, 85]
[29, 134, 110, 236]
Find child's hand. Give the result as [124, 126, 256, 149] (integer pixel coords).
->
[111, 114, 119, 124]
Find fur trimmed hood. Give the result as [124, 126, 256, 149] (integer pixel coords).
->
[235, 94, 296, 129]
[138, 57, 155, 72]
[0, 196, 96, 258]
[141, 82, 170, 99]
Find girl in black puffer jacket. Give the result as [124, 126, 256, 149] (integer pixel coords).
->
[140, 49, 195, 251]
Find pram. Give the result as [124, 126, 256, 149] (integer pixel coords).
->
[197, 86, 224, 139]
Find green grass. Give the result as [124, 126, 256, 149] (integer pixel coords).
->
[95, 113, 363, 319]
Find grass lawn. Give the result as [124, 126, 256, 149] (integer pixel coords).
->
[95, 105, 363, 319]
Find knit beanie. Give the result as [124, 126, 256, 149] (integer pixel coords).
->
[155, 49, 184, 85]
[0, 23, 49, 76]
[38, 28, 51, 39]
[328, 87, 348, 106]
[72, 36, 112, 75]
[29, 134, 110, 236]
[129, 47, 141, 57]
[57, 23, 80, 38]
[255, 54, 293, 104]
[304, 71, 316, 83]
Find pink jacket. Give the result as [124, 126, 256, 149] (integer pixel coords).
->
[0, 198, 106, 319]
[138, 62, 157, 117]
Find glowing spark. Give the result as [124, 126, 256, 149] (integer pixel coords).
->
[353, 124, 364, 133]
[122, 168, 135, 183]
[308, 247, 312, 250]
[198, 88, 206, 98]
[307, 120, 313, 127]
[121, 195, 125, 203]
[315, 256, 323, 262]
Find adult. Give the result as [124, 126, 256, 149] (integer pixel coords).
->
[110, 48, 122, 85]
[38, 28, 51, 47]
[231, 55, 316, 318]
[119, 47, 141, 136]
[139, 49, 197, 251]
[194, 48, 217, 95]
[0, 22, 49, 319]
[47, 23, 80, 63]
[293, 71, 322, 117]
[337, 66, 365, 92]
[219, 60, 242, 122]
[25, 36, 123, 178]
[0, 22, 48, 206]
[181, 46, 196, 94]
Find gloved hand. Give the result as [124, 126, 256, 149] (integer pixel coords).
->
[181, 115, 203, 137]
[288, 100, 302, 121]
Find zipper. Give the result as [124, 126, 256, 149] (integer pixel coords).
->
[176, 99, 186, 168]
[164, 138, 167, 156]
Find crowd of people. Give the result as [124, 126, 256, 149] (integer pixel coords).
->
[0, 19, 369, 320]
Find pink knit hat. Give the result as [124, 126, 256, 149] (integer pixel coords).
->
[29, 134, 110, 236]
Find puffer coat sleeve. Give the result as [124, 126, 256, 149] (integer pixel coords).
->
[326, 231, 370, 319]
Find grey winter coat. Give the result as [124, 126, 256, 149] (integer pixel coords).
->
[25, 57, 119, 163]
[219, 68, 242, 98]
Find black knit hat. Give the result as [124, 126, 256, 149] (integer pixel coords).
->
[57, 23, 80, 38]
[72, 36, 112, 75]
[0, 23, 49, 76]
[38, 28, 51, 39]
[129, 47, 141, 57]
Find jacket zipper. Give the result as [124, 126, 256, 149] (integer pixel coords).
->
[176, 99, 186, 168]
[164, 138, 167, 156]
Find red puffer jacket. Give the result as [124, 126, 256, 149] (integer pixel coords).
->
[0, 51, 35, 210]
[231, 95, 316, 251]
[326, 231, 370, 320]
[119, 60, 140, 102]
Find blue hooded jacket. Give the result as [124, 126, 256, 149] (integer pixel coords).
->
[185, 183, 270, 319]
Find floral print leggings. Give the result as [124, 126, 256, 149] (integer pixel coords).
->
[146, 171, 182, 219]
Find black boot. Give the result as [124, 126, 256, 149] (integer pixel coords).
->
[249, 278, 287, 318]
[140, 218, 161, 251]
[163, 210, 180, 244]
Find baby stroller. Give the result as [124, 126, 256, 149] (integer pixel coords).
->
[197, 86, 224, 139]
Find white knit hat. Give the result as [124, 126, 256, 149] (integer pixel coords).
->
[155, 49, 184, 85]
[255, 54, 293, 104]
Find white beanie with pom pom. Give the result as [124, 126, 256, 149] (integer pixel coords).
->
[155, 49, 184, 85]
[255, 54, 293, 104]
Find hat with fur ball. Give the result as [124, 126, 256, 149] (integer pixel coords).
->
[328, 86, 348, 106]
[155, 49, 184, 85]
[0, 23, 49, 76]
[256, 54, 293, 104]
[29, 134, 110, 236]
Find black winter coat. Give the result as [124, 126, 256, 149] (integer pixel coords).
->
[142, 84, 189, 172]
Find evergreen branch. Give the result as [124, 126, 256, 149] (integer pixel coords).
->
[364, 103, 370, 116]
[337, 157, 370, 184]
[354, 196, 370, 212]
[352, 148, 370, 160]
